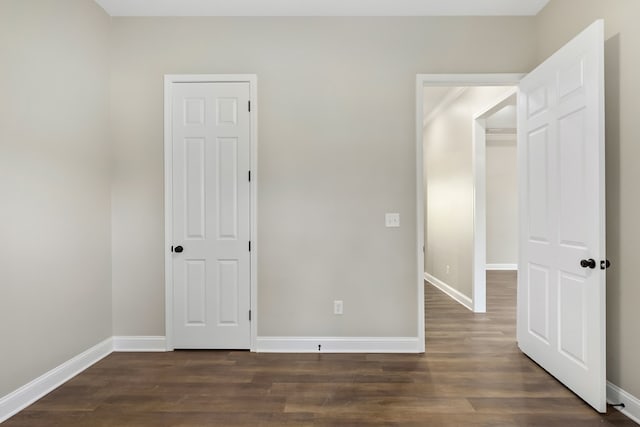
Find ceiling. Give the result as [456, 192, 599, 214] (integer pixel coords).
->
[94, 0, 550, 17]
[486, 103, 517, 132]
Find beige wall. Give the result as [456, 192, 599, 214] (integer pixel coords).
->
[486, 138, 518, 265]
[0, 0, 112, 397]
[110, 17, 536, 337]
[537, 0, 640, 400]
[424, 87, 514, 298]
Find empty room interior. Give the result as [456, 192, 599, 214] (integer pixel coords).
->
[1, 0, 640, 425]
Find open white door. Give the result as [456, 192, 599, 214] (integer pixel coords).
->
[517, 20, 606, 412]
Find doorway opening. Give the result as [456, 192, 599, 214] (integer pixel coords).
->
[416, 75, 521, 320]
[416, 74, 522, 351]
[416, 20, 607, 412]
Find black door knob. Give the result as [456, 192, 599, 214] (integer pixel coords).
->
[580, 258, 596, 269]
[174, 245, 184, 253]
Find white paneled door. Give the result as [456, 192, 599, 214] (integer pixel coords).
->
[517, 20, 606, 412]
[171, 81, 251, 349]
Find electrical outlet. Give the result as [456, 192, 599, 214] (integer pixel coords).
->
[385, 213, 400, 227]
[334, 300, 344, 315]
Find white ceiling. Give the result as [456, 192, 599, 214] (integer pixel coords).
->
[94, 0, 550, 17]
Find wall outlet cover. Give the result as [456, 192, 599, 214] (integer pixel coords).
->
[385, 213, 400, 227]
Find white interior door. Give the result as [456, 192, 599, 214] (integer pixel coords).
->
[171, 81, 251, 349]
[517, 20, 606, 412]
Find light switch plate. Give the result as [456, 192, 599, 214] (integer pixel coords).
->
[385, 213, 400, 227]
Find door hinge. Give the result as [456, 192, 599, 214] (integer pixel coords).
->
[248, 170, 251, 182]
[249, 310, 252, 321]
[249, 241, 251, 252]
[248, 100, 251, 112]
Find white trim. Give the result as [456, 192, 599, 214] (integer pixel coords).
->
[607, 382, 640, 424]
[486, 263, 518, 270]
[248, 77, 259, 352]
[0, 338, 113, 423]
[112, 336, 167, 352]
[94, 0, 551, 17]
[472, 115, 488, 313]
[418, 74, 525, 86]
[424, 273, 473, 311]
[415, 76, 426, 353]
[256, 337, 420, 353]
[164, 74, 258, 352]
[472, 88, 518, 314]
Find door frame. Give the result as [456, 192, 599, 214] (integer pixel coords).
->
[416, 74, 522, 322]
[163, 74, 258, 351]
[471, 89, 518, 313]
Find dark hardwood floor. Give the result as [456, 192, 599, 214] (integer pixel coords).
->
[5, 271, 635, 426]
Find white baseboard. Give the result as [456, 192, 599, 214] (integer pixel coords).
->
[607, 381, 640, 424]
[425, 273, 473, 311]
[256, 336, 420, 353]
[0, 337, 113, 423]
[112, 336, 167, 352]
[486, 263, 518, 270]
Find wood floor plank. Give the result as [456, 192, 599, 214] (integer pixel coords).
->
[4, 271, 636, 425]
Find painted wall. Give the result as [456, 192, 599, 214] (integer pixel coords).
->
[0, 0, 112, 397]
[423, 87, 514, 298]
[486, 138, 518, 266]
[536, 0, 640, 400]
[110, 17, 537, 337]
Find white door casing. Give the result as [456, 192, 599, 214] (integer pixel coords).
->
[517, 20, 606, 412]
[472, 89, 518, 313]
[165, 75, 257, 350]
